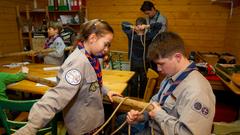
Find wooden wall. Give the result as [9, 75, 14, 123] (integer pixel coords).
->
[0, 0, 47, 65]
[0, 0, 239, 65]
[0, 0, 32, 64]
[87, 0, 230, 55]
[225, 6, 240, 61]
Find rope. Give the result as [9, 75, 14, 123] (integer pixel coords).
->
[92, 97, 129, 135]
[142, 29, 147, 73]
[129, 28, 134, 68]
[129, 26, 147, 73]
[111, 102, 152, 135]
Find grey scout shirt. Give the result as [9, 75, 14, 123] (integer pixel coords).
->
[148, 69, 215, 135]
[14, 48, 108, 135]
[147, 11, 167, 33]
[44, 36, 66, 65]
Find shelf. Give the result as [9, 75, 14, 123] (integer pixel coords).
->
[20, 9, 80, 14]
[49, 10, 80, 13]
[22, 37, 30, 40]
[63, 24, 80, 26]
[17, 5, 85, 54]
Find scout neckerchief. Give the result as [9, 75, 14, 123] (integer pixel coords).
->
[153, 11, 160, 23]
[44, 34, 60, 49]
[77, 41, 103, 87]
[149, 11, 160, 24]
[157, 62, 197, 106]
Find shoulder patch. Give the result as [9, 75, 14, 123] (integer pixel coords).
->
[65, 69, 81, 85]
[89, 81, 100, 92]
[191, 100, 209, 118]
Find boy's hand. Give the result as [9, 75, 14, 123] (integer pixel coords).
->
[148, 102, 162, 119]
[126, 109, 142, 124]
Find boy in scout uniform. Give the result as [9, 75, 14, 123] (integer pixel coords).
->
[125, 32, 216, 135]
[14, 19, 120, 135]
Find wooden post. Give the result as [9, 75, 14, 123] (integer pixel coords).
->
[16, 6, 23, 51]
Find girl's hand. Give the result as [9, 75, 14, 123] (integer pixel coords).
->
[107, 91, 122, 102]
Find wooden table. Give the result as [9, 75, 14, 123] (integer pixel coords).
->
[195, 52, 227, 91]
[0, 64, 135, 95]
[215, 65, 240, 95]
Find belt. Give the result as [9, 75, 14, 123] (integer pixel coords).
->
[84, 126, 101, 135]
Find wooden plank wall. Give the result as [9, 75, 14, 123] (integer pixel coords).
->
[0, 0, 47, 65]
[87, 0, 230, 55]
[0, 0, 33, 65]
[0, 0, 236, 65]
[225, 6, 240, 61]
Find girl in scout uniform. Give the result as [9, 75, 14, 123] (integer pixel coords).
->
[14, 19, 120, 135]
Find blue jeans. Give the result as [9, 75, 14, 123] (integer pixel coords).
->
[115, 113, 148, 134]
[130, 61, 147, 98]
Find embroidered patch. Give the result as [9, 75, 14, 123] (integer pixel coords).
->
[89, 81, 99, 92]
[65, 69, 81, 85]
[194, 102, 202, 110]
[201, 107, 209, 116]
[192, 100, 209, 118]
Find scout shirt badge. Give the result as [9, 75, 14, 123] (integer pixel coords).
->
[65, 69, 81, 85]
[192, 100, 209, 118]
[89, 81, 100, 92]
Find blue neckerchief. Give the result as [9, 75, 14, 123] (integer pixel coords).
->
[150, 11, 160, 23]
[158, 62, 197, 106]
[44, 34, 60, 49]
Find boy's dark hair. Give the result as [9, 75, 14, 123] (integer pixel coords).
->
[47, 21, 63, 33]
[147, 32, 186, 61]
[136, 17, 147, 25]
[140, 1, 155, 12]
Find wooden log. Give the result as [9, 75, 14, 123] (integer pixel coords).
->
[25, 74, 153, 111]
[0, 49, 54, 58]
[0, 46, 73, 58]
[111, 96, 154, 111]
[64, 46, 73, 51]
[26, 74, 57, 87]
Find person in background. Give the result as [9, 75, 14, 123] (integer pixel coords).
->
[14, 19, 121, 135]
[121, 17, 162, 98]
[140, 1, 167, 71]
[0, 66, 29, 100]
[43, 21, 66, 65]
[140, 1, 167, 33]
[124, 32, 215, 135]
